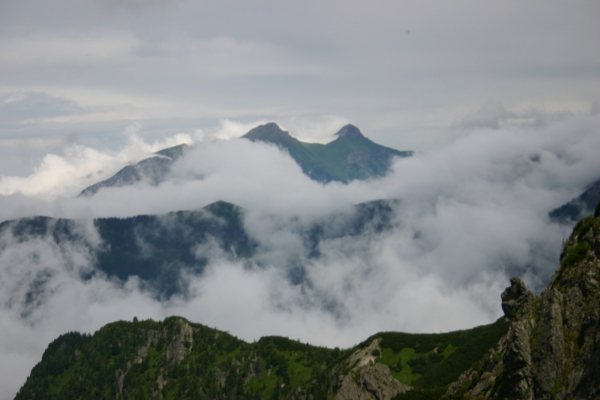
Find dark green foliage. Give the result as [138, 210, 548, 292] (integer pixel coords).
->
[414, 318, 505, 388]
[16, 316, 506, 399]
[243, 123, 412, 184]
[15, 317, 338, 400]
[552, 213, 600, 287]
[372, 317, 505, 389]
[15, 331, 92, 400]
[408, 353, 443, 374]
[561, 241, 590, 269]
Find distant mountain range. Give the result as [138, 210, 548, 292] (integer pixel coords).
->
[15, 200, 600, 400]
[78, 123, 412, 197]
[0, 199, 399, 299]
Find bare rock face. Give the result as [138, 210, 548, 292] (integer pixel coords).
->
[499, 277, 536, 400]
[334, 364, 411, 400]
[334, 375, 375, 400]
[115, 369, 125, 396]
[360, 363, 411, 400]
[166, 318, 194, 364]
[447, 212, 600, 400]
[333, 339, 411, 400]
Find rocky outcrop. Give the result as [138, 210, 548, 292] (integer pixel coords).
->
[333, 339, 411, 400]
[447, 210, 600, 399]
[165, 318, 194, 364]
[334, 363, 411, 400]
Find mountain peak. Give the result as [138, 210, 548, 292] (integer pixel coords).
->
[242, 122, 291, 142]
[334, 124, 364, 139]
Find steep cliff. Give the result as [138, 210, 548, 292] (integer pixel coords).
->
[446, 202, 600, 400]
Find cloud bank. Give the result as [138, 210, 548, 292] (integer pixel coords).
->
[1, 114, 600, 398]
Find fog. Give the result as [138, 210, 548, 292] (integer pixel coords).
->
[0, 114, 599, 398]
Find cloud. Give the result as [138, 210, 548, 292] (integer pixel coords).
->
[210, 119, 269, 141]
[451, 101, 579, 131]
[2, 0, 598, 155]
[0, 92, 82, 127]
[1, 114, 600, 399]
[0, 123, 192, 198]
[451, 101, 517, 130]
[1, 0, 599, 396]
[281, 115, 351, 144]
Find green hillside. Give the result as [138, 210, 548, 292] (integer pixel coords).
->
[14, 317, 505, 399]
[242, 123, 413, 183]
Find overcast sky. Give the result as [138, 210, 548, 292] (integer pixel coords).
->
[1, 0, 599, 175]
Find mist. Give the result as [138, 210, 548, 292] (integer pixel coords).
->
[1, 114, 600, 398]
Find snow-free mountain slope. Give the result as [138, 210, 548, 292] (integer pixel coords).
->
[549, 178, 600, 223]
[77, 124, 411, 197]
[78, 143, 189, 197]
[14, 314, 505, 399]
[242, 123, 413, 183]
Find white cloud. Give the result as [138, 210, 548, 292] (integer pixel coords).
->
[210, 119, 269, 140]
[0, 0, 599, 396]
[0, 123, 192, 198]
[0, 107, 600, 400]
[283, 115, 351, 144]
[1, 0, 598, 154]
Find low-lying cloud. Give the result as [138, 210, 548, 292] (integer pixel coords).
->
[1, 114, 600, 399]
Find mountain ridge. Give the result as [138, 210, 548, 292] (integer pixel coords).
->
[0, 198, 401, 298]
[78, 123, 412, 196]
[13, 313, 505, 399]
[78, 143, 190, 197]
[242, 123, 413, 183]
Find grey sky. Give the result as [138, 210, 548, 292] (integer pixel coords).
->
[1, 0, 599, 175]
